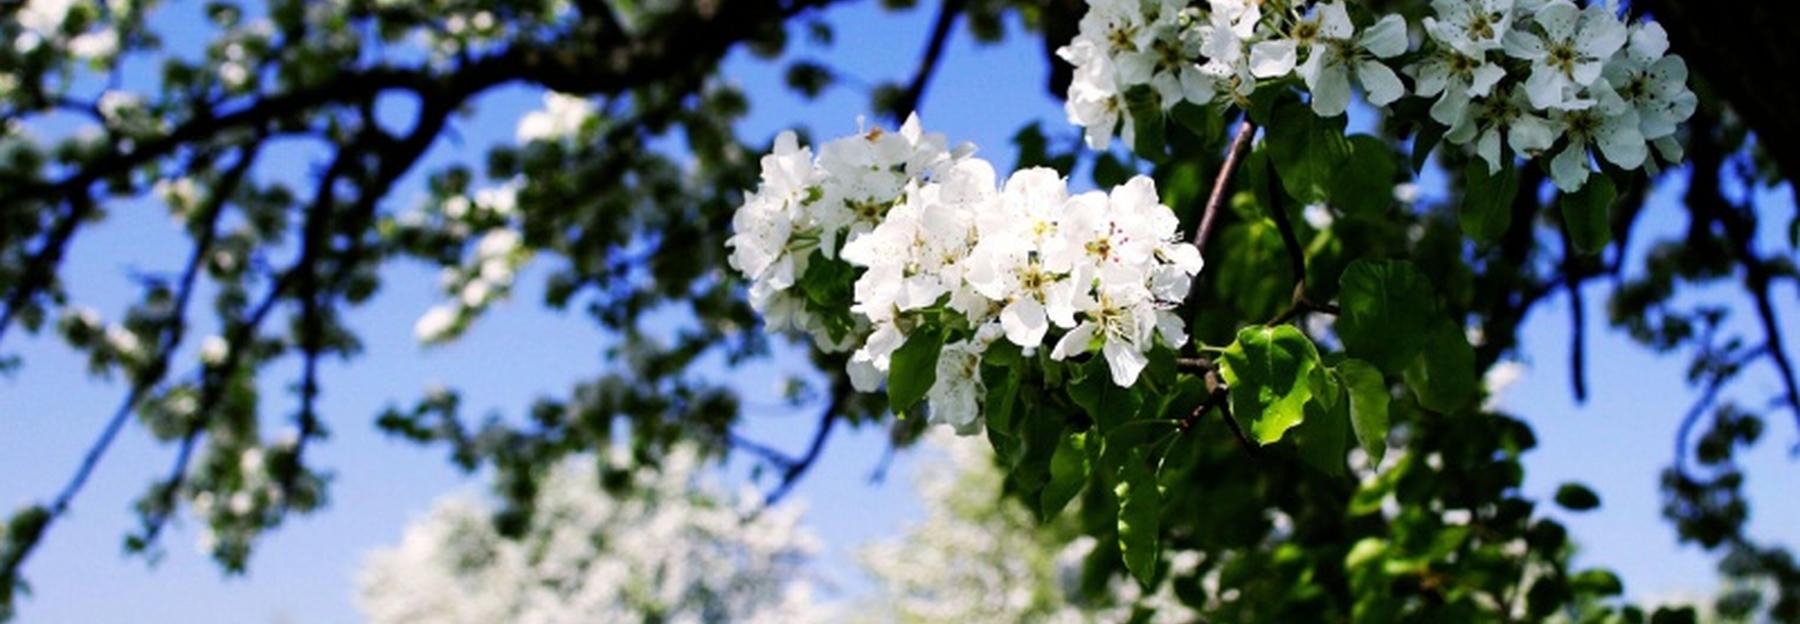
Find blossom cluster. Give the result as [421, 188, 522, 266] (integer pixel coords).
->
[358, 445, 829, 624]
[1058, 0, 1696, 192]
[728, 116, 1203, 434]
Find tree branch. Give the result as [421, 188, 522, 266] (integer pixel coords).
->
[1193, 118, 1256, 256]
[1558, 225, 1589, 403]
[889, 0, 966, 121]
[756, 381, 847, 505]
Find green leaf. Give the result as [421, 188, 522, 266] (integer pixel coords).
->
[1568, 569, 1624, 596]
[1404, 319, 1476, 412]
[1338, 359, 1391, 464]
[1264, 98, 1351, 204]
[782, 61, 834, 99]
[1411, 122, 1447, 173]
[1068, 356, 1143, 433]
[1042, 431, 1090, 519]
[887, 324, 945, 416]
[1010, 401, 1065, 498]
[1460, 159, 1519, 242]
[1093, 153, 1132, 189]
[1218, 325, 1320, 445]
[1554, 482, 1601, 511]
[1115, 447, 1161, 588]
[1170, 100, 1223, 145]
[1560, 175, 1616, 254]
[981, 343, 1024, 434]
[1330, 135, 1399, 216]
[1295, 372, 1349, 477]
[1124, 85, 1167, 162]
[1335, 259, 1436, 374]
[1012, 122, 1050, 171]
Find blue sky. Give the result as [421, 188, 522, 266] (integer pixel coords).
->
[0, 3, 1796, 622]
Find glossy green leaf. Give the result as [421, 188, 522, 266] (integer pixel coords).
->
[1336, 259, 1436, 374]
[1331, 135, 1399, 216]
[1338, 359, 1391, 465]
[1568, 569, 1623, 596]
[1295, 372, 1348, 477]
[1460, 159, 1518, 242]
[1411, 122, 1446, 173]
[1560, 175, 1616, 254]
[1404, 319, 1476, 412]
[1115, 447, 1161, 588]
[1264, 98, 1351, 204]
[1218, 325, 1320, 445]
[887, 324, 944, 416]
[1068, 357, 1143, 433]
[1124, 85, 1167, 163]
[1042, 431, 1090, 519]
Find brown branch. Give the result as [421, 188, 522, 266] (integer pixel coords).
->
[1193, 118, 1257, 255]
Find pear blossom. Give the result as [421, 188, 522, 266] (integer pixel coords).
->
[1545, 81, 1645, 192]
[927, 340, 987, 434]
[1424, 0, 1516, 56]
[1250, 2, 1410, 117]
[1195, 0, 1264, 101]
[1602, 22, 1696, 151]
[1409, 27, 1509, 127]
[1445, 86, 1560, 173]
[1051, 282, 1160, 387]
[1503, 0, 1627, 110]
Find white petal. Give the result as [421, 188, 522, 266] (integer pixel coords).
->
[1508, 113, 1560, 155]
[1469, 63, 1507, 97]
[1310, 63, 1353, 117]
[1051, 322, 1098, 360]
[1249, 39, 1298, 78]
[1596, 117, 1647, 169]
[1535, 1, 1579, 44]
[1476, 128, 1503, 174]
[1359, 15, 1410, 58]
[1001, 298, 1050, 348]
[1356, 60, 1406, 107]
[1429, 87, 1469, 127]
[1524, 66, 1567, 110]
[1549, 143, 1590, 193]
[1103, 341, 1149, 387]
[1318, 2, 1355, 39]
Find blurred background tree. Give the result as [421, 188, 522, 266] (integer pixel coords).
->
[0, 0, 1795, 620]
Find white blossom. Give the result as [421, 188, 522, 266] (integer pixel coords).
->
[358, 446, 830, 624]
[515, 92, 595, 144]
[1251, 2, 1410, 117]
[1545, 81, 1645, 192]
[1602, 22, 1695, 148]
[1503, 0, 1627, 110]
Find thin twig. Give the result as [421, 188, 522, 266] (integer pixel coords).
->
[44, 144, 260, 522]
[762, 381, 848, 505]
